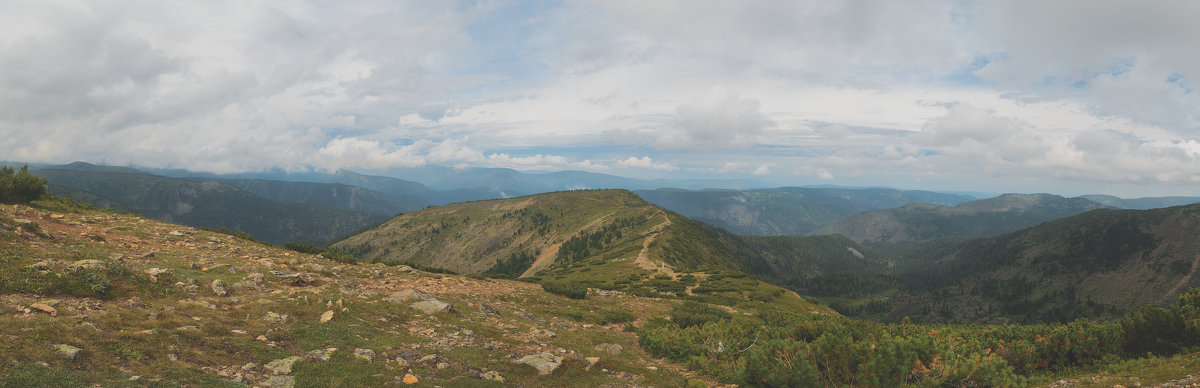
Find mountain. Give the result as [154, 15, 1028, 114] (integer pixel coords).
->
[34, 166, 387, 244]
[1079, 194, 1200, 210]
[634, 187, 976, 236]
[875, 204, 1200, 323]
[333, 190, 739, 279]
[815, 193, 1107, 243]
[702, 225, 886, 290]
[196, 178, 429, 216]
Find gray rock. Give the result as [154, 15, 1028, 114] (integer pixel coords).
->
[52, 344, 81, 359]
[410, 300, 454, 314]
[585, 357, 600, 370]
[145, 268, 171, 276]
[385, 288, 434, 303]
[479, 303, 501, 316]
[394, 265, 419, 274]
[264, 312, 287, 323]
[353, 348, 375, 361]
[515, 311, 544, 322]
[265, 356, 302, 375]
[307, 348, 337, 361]
[67, 259, 105, 272]
[211, 279, 228, 296]
[310, 263, 325, 272]
[514, 352, 563, 375]
[260, 375, 295, 388]
[481, 370, 505, 382]
[27, 261, 50, 271]
[594, 343, 623, 355]
[245, 273, 265, 283]
[175, 325, 200, 332]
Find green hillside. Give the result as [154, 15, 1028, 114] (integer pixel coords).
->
[635, 187, 974, 236]
[815, 193, 1106, 243]
[36, 168, 387, 244]
[204, 178, 429, 216]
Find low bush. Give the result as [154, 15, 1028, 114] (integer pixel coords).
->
[542, 282, 588, 299]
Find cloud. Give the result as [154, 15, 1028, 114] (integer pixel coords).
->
[817, 168, 834, 180]
[616, 156, 677, 171]
[316, 138, 483, 171]
[752, 164, 771, 176]
[651, 89, 773, 149]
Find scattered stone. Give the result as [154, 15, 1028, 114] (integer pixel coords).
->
[231, 329, 248, 334]
[385, 288, 434, 303]
[410, 300, 455, 314]
[242, 363, 257, 371]
[481, 370, 505, 383]
[168, 230, 185, 236]
[175, 325, 200, 332]
[478, 303, 501, 316]
[256, 335, 269, 342]
[419, 354, 438, 363]
[532, 328, 557, 338]
[265, 356, 302, 375]
[211, 279, 228, 296]
[246, 273, 265, 282]
[398, 352, 419, 358]
[264, 312, 287, 323]
[394, 357, 408, 367]
[140, 251, 156, 259]
[515, 311, 544, 322]
[401, 373, 419, 384]
[395, 265, 419, 274]
[30, 303, 57, 316]
[307, 348, 337, 361]
[436, 362, 450, 369]
[80, 322, 100, 332]
[146, 268, 171, 276]
[585, 357, 600, 370]
[260, 375, 295, 388]
[594, 343, 623, 355]
[52, 344, 81, 359]
[310, 263, 325, 272]
[514, 352, 563, 375]
[353, 348, 375, 361]
[67, 259, 105, 272]
[27, 261, 50, 271]
[647, 366, 658, 371]
[319, 310, 334, 323]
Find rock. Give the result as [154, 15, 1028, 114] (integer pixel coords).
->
[436, 362, 450, 369]
[27, 261, 50, 271]
[514, 352, 563, 375]
[419, 354, 438, 363]
[353, 348, 375, 361]
[259, 375, 295, 388]
[231, 329, 248, 334]
[585, 357, 600, 370]
[145, 268, 171, 276]
[307, 348, 337, 361]
[647, 366, 658, 371]
[211, 279, 228, 296]
[478, 303, 501, 316]
[385, 288, 434, 303]
[398, 351, 420, 358]
[401, 373, 419, 384]
[30, 303, 57, 316]
[515, 311, 544, 322]
[175, 325, 200, 332]
[52, 344, 81, 359]
[481, 370, 505, 383]
[594, 343, 623, 355]
[319, 310, 334, 323]
[241, 363, 257, 371]
[265, 356, 302, 375]
[168, 230, 185, 236]
[533, 328, 557, 338]
[310, 263, 325, 272]
[395, 265, 419, 274]
[394, 357, 408, 367]
[264, 312, 287, 323]
[246, 273, 265, 283]
[67, 259, 105, 272]
[410, 300, 454, 314]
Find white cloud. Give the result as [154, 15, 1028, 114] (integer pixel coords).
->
[752, 164, 771, 176]
[617, 156, 677, 171]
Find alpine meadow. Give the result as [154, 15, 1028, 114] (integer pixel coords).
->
[5, 1, 1200, 387]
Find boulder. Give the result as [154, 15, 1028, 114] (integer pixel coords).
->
[514, 352, 563, 375]
[319, 310, 334, 323]
[260, 375, 295, 388]
[385, 288, 434, 303]
[410, 300, 454, 314]
[67, 259, 105, 272]
[478, 303, 501, 316]
[265, 356, 302, 375]
[353, 348, 376, 361]
[594, 343, 623, 355]
[307, 348, 337, 361]
[211, 279, 228, 296]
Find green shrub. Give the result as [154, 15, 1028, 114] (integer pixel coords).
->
[2, 363, 86, 388]
[542, 282, 588, 299]
[741, 339, 818, 387]
[597, 309, 635, 325]
[283, 242, 324, 254]
[669, 301, 731, 329]
[0, 166, 47, 204]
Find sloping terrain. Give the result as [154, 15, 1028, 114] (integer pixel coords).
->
[201, 178, 429, 216]
[635, 187, 975, 236]
[816, 193, 1106, 243]
[333, 190, 740, 280]
[1079, 194, 1200, 210]
[884, 204, 1200, 323]
[35, 167, 387, 244]
[0, 199, 829, 387]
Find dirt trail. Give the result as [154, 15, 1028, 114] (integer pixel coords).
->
[1167, 254, 1200, 298]
[519, 242, 562, 278]
[518, 212, 615, 278]
[633, 211, 675, 275]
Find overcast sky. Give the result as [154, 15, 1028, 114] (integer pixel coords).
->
[3, 1, 1200, 196]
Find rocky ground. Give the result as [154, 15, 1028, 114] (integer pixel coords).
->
[0, 202, 725, 387]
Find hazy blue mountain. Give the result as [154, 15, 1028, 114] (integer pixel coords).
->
[816, 193, 1107, 243]
[195, 178, 429, 216]
[1078, 194, 1200, 210]
[34, 166, 388, 244]
[634, 187, 976, 236]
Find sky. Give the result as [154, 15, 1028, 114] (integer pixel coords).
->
[2, 1, 1200, 197]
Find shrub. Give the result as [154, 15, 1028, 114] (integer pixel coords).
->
[0, 166, 47, 204]
[669, 301, 731, 329]
[283, 242, 324, 254]
[542, 282, 588, 299]
[741, 339, 818, 387]
[597, 309, 635, 325]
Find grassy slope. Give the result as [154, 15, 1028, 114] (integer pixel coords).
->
[0, 199, 828, 387]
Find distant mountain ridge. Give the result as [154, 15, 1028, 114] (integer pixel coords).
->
[34, 165, 388, 244]
[634, 187, 976, 236]
[815, 193, 1107, 243]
